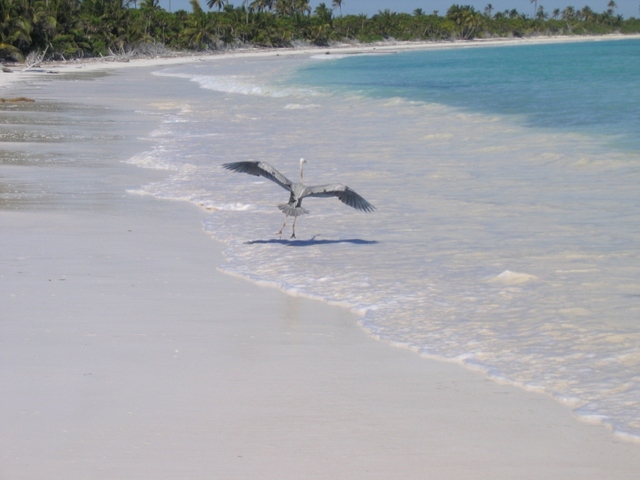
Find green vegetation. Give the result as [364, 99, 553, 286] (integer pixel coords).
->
[1, 0, 639, 61]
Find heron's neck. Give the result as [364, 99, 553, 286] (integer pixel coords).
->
[300, 165, 304, 182]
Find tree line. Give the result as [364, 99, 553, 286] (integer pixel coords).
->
[1, 0, 639, 61]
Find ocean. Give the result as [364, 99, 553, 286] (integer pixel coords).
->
[123, 39, 640, 439]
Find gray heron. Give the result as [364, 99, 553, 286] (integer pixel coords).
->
[222, 158, 375, 238]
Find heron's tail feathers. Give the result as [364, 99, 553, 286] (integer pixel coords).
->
[278, 204, 309, 217]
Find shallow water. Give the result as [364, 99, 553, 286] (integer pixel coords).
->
[291, 40, 640, 152]
[0, 72, 167, 210]
[54, 41, 636, 441]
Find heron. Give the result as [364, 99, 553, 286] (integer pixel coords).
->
[222, 158, 375, 239]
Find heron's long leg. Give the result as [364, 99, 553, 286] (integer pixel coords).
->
[290, 216, 298, 239]
[276, 215, 288, 238]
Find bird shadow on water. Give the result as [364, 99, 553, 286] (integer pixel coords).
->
[245, 236, 379, 247]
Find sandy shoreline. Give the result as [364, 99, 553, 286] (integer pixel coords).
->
[2, 33, 640, 92]
[2, 36, 640, 477]
[4, 195, 640, 478]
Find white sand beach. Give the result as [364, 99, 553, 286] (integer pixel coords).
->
[2, 38, 640, 478]
[2, 33, 640, 90]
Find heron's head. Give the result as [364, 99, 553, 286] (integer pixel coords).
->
[299, 158, 307, 180]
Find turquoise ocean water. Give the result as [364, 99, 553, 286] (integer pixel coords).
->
[291, 40, 640, 152]
[127, 39, 640, 439]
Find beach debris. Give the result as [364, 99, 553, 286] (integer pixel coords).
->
[223, 158, 375, 239]
[0, 97, 35, 103]
[24, 46, 49, 71]
[2, 66, 12, 73]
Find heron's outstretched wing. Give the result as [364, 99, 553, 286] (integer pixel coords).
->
[222, 161, 292, 191]
[301, 184, 376, 212]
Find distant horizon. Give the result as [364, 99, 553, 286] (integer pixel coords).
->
[156, 0, 639, 20]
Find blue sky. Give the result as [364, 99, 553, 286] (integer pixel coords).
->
[158, 0, 639, 19]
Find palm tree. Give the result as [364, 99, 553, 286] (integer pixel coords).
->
[561, 5, 575, 31]
[250, 0, 273, 13]
[0, 42, 23, 60]
[274, 0, 291, 16]
[314, 2, 332, 20]
[603, 0, 618, 25]
[562, 5, 575, 20]
[183, 0, 217, 49]
[372, 9, 396, 37]
[0, 0, 29, 59]
[32, 0, 59, 48]
[207, 0, 227, 11]
[140, 0, 160, 10]
[331, 0, 342, 16]
[446, 4, 483, 39]
[580, 5, 595, 22]
[529, 0, 537, 17]
[535, 5, 547, 20]
[294, 0, 311, 16]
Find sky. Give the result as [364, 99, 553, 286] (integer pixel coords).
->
[158, 0, 639, 20]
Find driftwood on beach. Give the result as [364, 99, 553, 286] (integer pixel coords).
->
[0, 97, 35, 103]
